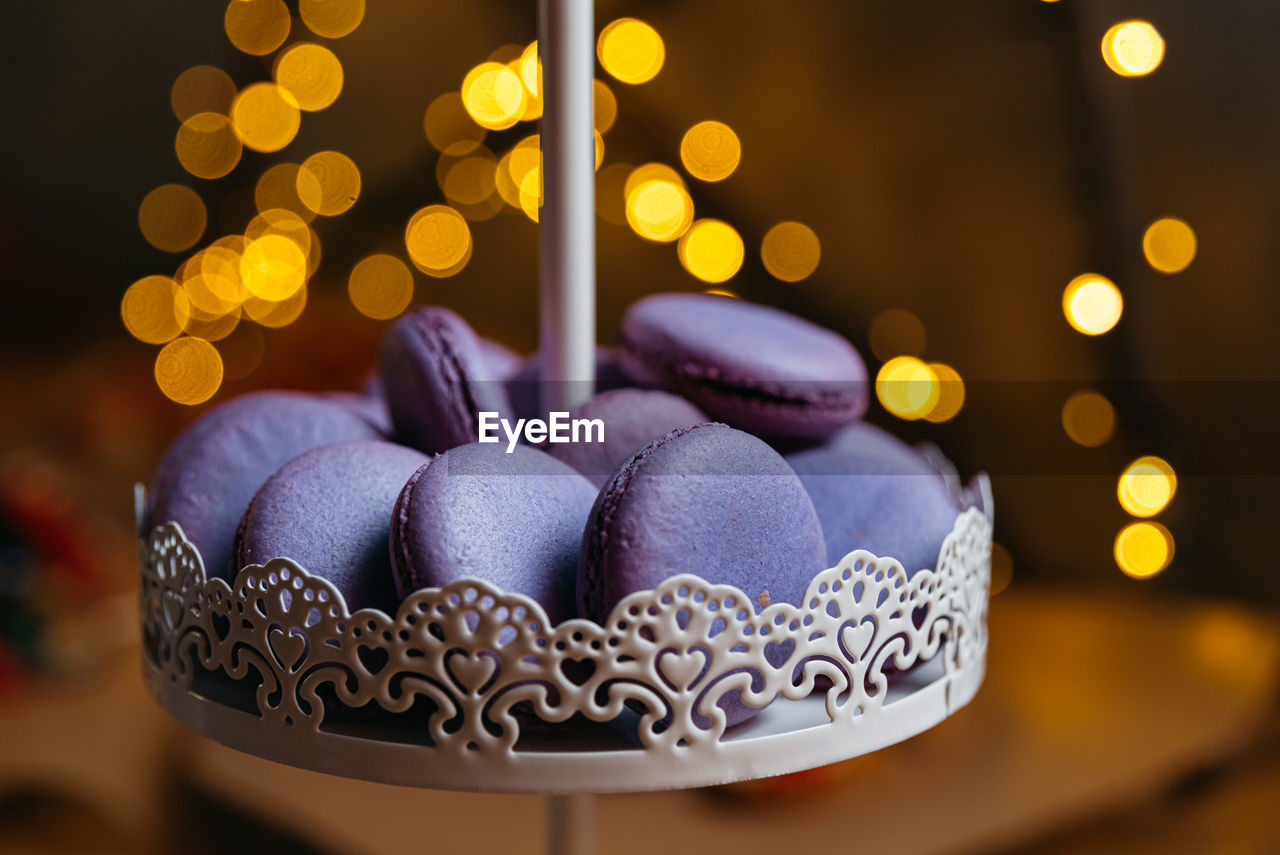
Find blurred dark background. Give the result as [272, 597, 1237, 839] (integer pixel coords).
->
[1, 1, 1278, 853]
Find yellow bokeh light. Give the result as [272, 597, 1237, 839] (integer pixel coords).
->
[122, 276, 191, 344]
[519, 42, 541, 96]
[594, 131, 605, 170]
[519, 167, 542, 222]
[594, 79, 617, 133]
[624, 163, 685, 199]
[626, 179, 693, 243]
[680, 121, 741, 182]
[244, 284, 308, 328]
[876, 356, 939, 421]
[423, 92, 486, 153]
[678, 219, 744, 284]
[171, 65, 236, 121]
[1062, 390, 1115, 447]
[348, 254, 414, 320]
[183, 301, 242, 342]
[922, 362, 965, 423]
[461, 62, 527, 131]
[704, 289, 739, 299]
[299, 0, 365, 39]
[442, 149, 498, 206]
[274, 43, 344, 112]
[255, 163, 316, 222]
[761, 221, 821, 282]
[1115, 521, 1174, 579]
[155, 337, 224, 405]
[598, 18, 664, 84]
[1118, 455, 1177, 518]
[240, 234, 307, 301]
[496, 135, 542, 215]
[231, 83, 301, 153]
[596, 161, 631, 226]
[1142, 217, 1196, 274]
[139, 184, 207, 253]
[175, 112, 243, 180]
[405, 205, 472, 277]
[1063, 273, 1123, 335]
[246, 208, 313, 259]
[224, 0, 291, 56]
[177, 248, 243, 317]
[296, 151, 360, 216]
[869, 308, 926, 361]
[1102, 20, 1164, 77]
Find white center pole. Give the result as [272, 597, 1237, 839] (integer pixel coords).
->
[538, 0, 596, 414]
[546, 793, 594, 855]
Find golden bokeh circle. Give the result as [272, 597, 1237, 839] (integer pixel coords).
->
[761, 221, 821, 282]
[598, 18, 665, 84]
[594, 79, 617, 133]
[1142, 217, 1196, 274]
[405, 205, 472, 277]
[244, 284, 308, 328]
[1061, 390, 1115, 447]
[122, 276, 191, 344]
[175, 112, 243, 180]
[299, 0, 365, 39]
[296, 150, 361, 216]
[171, 65, 236, 121]
[423, 92, 487, 152]
[461, 62, 527, 131]
[922, 362, 965, 423]
[677, 219, 743, 284]
[240, 234, 308, 301]
[232, 83, 302, 153]
[274, 43, 345, 112]
[1063, 273, 1123, 335]
[155, 337, 224, 405]
[869, 308, 926, 361]
[626, 179, 693, 243]
[875, 356, 939, 421]
[348, 254, 415, 320]
[1117, 455, 1177, 518]
[680, 121, 741, 182]
[255, 163, 316, 222]
[224, 0, 292, 56]
[1115, 521, 1174, 579]
[1101, 20, 1164, 77]
[138, 184, 207, 253]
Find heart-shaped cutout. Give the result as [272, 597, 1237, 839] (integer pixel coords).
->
[210, 612, 231, 642]
[267, 627, 307, 672]
[559, 657, 595, 687]
[357, 644, 389, 675]
[657, 647, 708, 692]
[446, 650, 498, 695]
[840, 620, 876, 663]
[161, 590, 184, 633]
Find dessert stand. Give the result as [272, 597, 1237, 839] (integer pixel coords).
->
[138, 3, 993, 852]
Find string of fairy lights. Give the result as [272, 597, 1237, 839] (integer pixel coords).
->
[124, 2, 1188, 584]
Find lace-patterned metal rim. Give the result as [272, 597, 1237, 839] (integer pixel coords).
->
[137, 483, 992, 794]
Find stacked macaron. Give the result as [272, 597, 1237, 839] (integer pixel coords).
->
[149, 294, 972, 710]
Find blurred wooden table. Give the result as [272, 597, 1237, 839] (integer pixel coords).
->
[168, 589, 1280, 855]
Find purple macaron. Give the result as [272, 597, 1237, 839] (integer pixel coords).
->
[506, 346, 633, 423]
[617, 293, 868, 440]
[578, 422, 827, 621]
[379, 307, 513, 454]
[234, 440, 429, 613]
[545, 388, 707, 488]
[785, 422, 962, 575]
[391, 442, 598, 625]
[478, 337, 524, 382]
[148, 391, 384, 580]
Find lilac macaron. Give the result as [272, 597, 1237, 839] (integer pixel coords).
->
[379, 307, 513, 454]
[391, 442, 598, 625]
[148, 391, 384, 581]
[617, 293, 868, 440]
[506, 346, 633, 423]
[785, 422, 962, 575]
[545, 388, 707, 487]
[234, 440, 429, 613]
[578, 422, 827, 622]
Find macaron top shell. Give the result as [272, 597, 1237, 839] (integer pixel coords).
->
[578, 422, 828, 623]
[617, 293, 868, 439]
[546, 388, 707, 487]
[234, 440, 429, 614]
[379, 306, 512, 454]
[148, 391, 384, 580]
[785, 422, 962, 574]
[391, 442, 598, 625]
